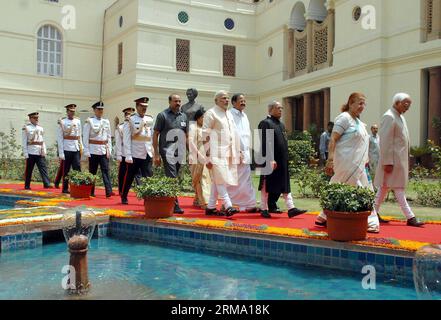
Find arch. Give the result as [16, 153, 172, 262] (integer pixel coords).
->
[307, 0, 328, 22]
[36, 24, 63, 77]
[290, 2, 307, 30]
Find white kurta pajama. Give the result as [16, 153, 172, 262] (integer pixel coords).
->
[202, 105, 239, 209]
[318, 112, 380, 230]
[373, 108, 415, 220]
[226, 108, 256, 210]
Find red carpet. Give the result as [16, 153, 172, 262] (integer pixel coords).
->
[3, 183, 441, 245]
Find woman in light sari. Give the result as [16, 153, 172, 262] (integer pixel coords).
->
[188, 109, 211, 208]
[315, 93, 380, 233]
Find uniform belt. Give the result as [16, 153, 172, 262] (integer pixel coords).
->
[89, 140, 107, 145]
[64, 136, 80, 140]
[132, 136, 151, 142]
[28, 142, 43, 146]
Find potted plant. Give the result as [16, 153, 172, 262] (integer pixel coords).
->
[319, 183, 375, 241]
[134, 176, 180, 218]
[68, 171, 97, 199]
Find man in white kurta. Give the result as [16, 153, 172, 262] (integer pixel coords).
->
[202, 90, 240, 217]
[374, 93, 424, 227]
[226, 94, 257, 212]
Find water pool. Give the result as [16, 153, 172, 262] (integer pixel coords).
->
[0, 238, 418, 300]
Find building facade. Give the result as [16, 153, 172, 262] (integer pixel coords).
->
[0, 0, 440, 151]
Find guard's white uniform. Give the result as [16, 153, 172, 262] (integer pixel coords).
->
[123, 113, 154, 162]
[82, 116, 112, 157]
[114, 122, 126, 161]
[57, 117, 83, 159]
[22, 123, 47, 158]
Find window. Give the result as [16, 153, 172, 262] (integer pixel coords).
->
[118, 43, 123, 74]
[37, 25, 62, 77]
[176, 39, 190, 72]
[223, 45, 236, 77]
[224, 18, 235, 31]
[178, 11, 189, 24]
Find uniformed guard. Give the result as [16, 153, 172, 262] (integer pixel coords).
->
[22, 112, 52, 190]
[83, 101, 114, 198]
[57, 104, 83, 194]
[120, 97, 154, 204]
[115, 107, 142, 195]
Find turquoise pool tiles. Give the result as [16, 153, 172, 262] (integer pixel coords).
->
[109, 221, 415, 284]
[0, 231, 42, 252]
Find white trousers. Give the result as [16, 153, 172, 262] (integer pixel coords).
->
[208, 183, 232, 209]
[374, 186, 415, 220]
[226, 164, 256, 210]
[260, 181, 295, 211]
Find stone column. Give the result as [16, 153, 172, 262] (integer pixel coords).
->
[303, 93, 312, 131]
[428, 67, 441, 145]
[327, 8, 335, 66]
[283, 97, 293, 133]
[285, 26, 295, 79]
[323, 88, 331, 129]
[305, 17, 314, 73]
[428, 0, 441, 41]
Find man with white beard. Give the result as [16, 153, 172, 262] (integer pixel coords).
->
[202, 90, 240, 217]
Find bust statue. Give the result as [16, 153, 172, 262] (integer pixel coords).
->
[181, 88, 205, 123]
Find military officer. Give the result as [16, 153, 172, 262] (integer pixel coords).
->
[115, 107, 142, 195]
[22, 112, 52, 190]
[120, 97, 154, 204]
[83, 101, 114, 198]
[57, 104, 83, 194]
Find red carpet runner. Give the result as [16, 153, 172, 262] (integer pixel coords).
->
[3, 183, 441, 244]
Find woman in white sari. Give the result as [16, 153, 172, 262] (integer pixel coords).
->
[315, 93, 380, 233]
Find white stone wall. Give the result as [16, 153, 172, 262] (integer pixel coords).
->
[0, 0, 440, 153]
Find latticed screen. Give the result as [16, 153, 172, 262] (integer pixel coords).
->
[118, 43, 123, 75]
[176, 39, 190, 72]
[223, 45, 236, 77]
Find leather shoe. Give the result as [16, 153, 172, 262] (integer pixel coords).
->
[24, 187, 31, 190]
[288, 208, 307, 218]
[377, 213, 390, 223]
[246, 207, 261, 213]
[121, 197, 128, 205]
[269, 208, 283, 214]
[407, 217, 425, 227]
[44, 185, 54, 189]
[62, 190, 69, 194]
[106, 192, 116, 198]
[315, 219, 327, 227]
[54, 184, 60, 189]
[261, 210, 271, 219]
[174, 206, 184, 214]
[224, 207, 239, 217]
[205, 208, 224, 216]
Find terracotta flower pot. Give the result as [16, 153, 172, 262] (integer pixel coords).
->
[144, 197, 175, 219]
[69, 183, 93, 199]
[324, 209, 371, 241]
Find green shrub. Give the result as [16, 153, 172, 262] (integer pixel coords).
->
[288, 140, 315, 176]
[134, 176, 180, 199]
[319, 183, 375, 213]
[67, 171, 97, 186]
[411, 179, 441, 207]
